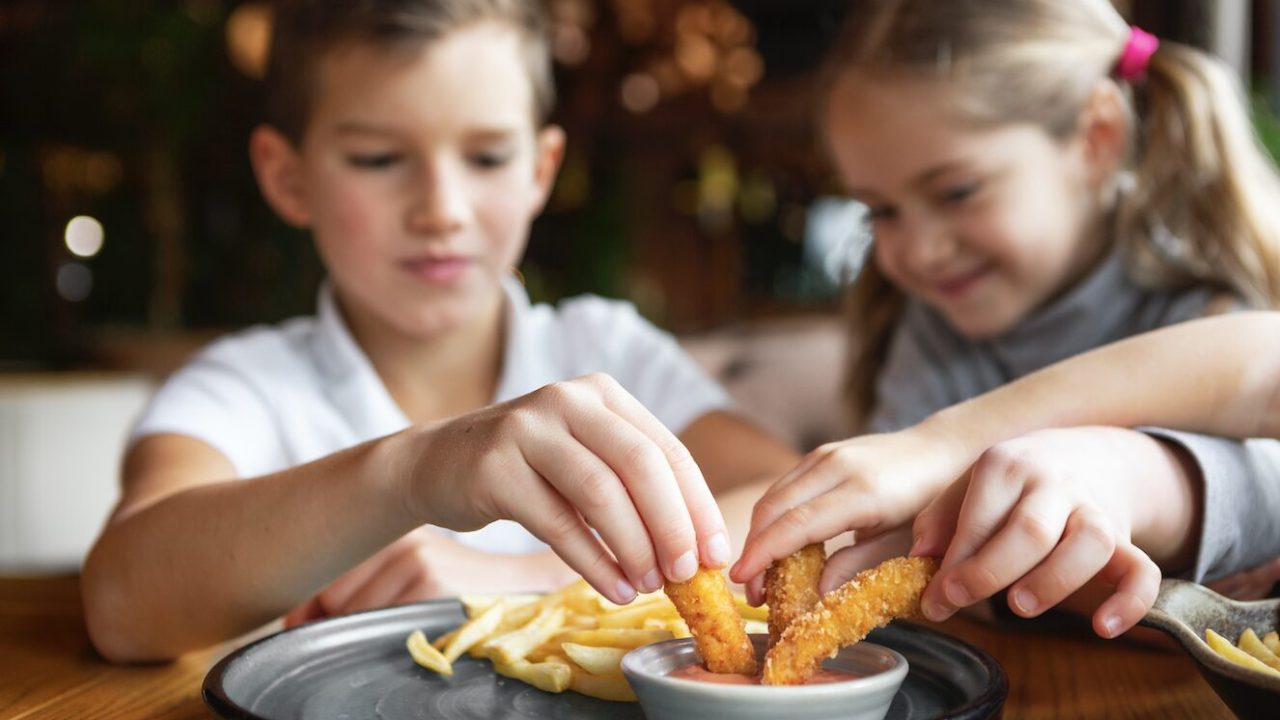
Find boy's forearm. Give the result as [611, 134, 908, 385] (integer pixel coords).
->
[82, 432, 421, 662]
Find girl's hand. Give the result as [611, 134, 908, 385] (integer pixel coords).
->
[401, 373, 729, 605]
[911, 427, 1162, 639]
[283, 528, 577, 627]
[730, 426, 970, 599]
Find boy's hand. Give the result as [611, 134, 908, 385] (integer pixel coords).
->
[402, 373, 729, 605]
[283, 528, 576, 627]
[729, 426, 969, 599]
[911, 427, 1162, 639]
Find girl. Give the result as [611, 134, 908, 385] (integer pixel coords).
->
[733, 0, 1280, 637]
[82, 0, 796, 663]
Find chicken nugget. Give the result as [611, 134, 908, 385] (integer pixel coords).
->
[765, 543, 826, 649]
[665, 566, 757, 674]
[762, 555, 937, 685]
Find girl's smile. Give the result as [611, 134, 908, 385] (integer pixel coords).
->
[929, 264, 994, 301]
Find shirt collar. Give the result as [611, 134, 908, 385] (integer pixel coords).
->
[310, 281, 410, 438]
[309, 276, 530, 438]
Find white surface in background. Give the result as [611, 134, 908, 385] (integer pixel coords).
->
[0, 374, 152, 571]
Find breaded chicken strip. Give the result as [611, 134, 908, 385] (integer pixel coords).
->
[765, 543, 826, 649]
[762, 556, 937, 685]
[665, 567, 757, 674]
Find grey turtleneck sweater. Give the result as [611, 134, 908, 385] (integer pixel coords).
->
[869, 251, 1280, 585]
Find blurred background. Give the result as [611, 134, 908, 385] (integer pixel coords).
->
[1, 0, 1277, 569]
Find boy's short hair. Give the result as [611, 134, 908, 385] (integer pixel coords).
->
[264, 0, 555, 143]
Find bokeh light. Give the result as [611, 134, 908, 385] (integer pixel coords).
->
[56, 263, 93, 302]
[226, 2, 272, 79]
[620, 73, 661, 114]
[65, 216, 105, 258]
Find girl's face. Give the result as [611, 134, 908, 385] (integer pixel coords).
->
[824, 72, 1108, 339]
[289, 21, 562, 340]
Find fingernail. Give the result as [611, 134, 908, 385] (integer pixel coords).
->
[923, 599, 953, 622]
[642, 568, 662, 594]
[615, 578, 637, 604]
[705, 533, 730, 567]
[672, 550, 698, 582]
[1011, 589, 1037, 615]
[945, 580, 972, 606]
[909, 535, 925, 556]
[1101, 614, 1120, 638]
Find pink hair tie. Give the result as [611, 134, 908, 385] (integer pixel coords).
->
[1115, 26, 1159, 81]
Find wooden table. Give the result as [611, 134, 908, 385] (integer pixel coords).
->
[0, 574, 1233, 719]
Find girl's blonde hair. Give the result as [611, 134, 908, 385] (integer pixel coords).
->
[830, 0, 1280, 431]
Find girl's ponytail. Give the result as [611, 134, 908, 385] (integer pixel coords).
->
[1122, 42, 1280, 307]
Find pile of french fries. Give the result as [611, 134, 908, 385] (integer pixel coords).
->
[1205, 627, 1280, 678]
[406, 578, 768, 701]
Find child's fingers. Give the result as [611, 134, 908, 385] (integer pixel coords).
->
[316, 530, 423, 615]
[744, 573, 766, 606]
[730, 455, 880, 584]
[557, 400, 696, 586]
[1004, 505, 1117, 618]
[741, 446, 844, 543]
[914, 478, 970, 621]
[283, 596, 325, 628]
[1207, 556, 1280, 600]
[729, 492, 862, 587]
[337, 546, 425, 615]
[587, 374, 729, 572]
[940, 491, 1076, 612]
[1091, 543, 1161, 639]
[512, 436, 651, 600]
[513, 490, 637, 605]
[911, 473, 971, 560]
[819, 528, 913, 595]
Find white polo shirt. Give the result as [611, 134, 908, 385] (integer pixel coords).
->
[130, 276, 731, 554]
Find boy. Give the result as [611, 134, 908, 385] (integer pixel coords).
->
[83, 0, 796, 662]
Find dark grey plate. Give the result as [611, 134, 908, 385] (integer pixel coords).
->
[204, 600, 1007, 719]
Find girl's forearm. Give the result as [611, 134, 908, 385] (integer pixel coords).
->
[82, 431, 422, 662]
[920, 312, 1280, 453]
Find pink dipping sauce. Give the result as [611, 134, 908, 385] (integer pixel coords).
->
[668, 664, 862, 685]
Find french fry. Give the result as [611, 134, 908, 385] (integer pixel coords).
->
[597, 599, 680, 628]
[1264, 631, 1280, 655]
[492, 658, 572, 693]
[460, 593, 538, 618]
[443, 599, 508, 662]
[564, 613, 599, 630]
[561, 642, 628, 676]
[407, 630, 453, 676]
[431, 627, 458, 651]
[569, 668, 639, 702]
[484, 605, 568, 664]
[643, 617, 692, 639]
[554, 628, 674, 649]
[1206, 628, 1280, 678]
[734, 594, 769, 622]
[1238, 628, 1280, 672]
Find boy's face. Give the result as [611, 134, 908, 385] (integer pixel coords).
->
[823, 73, 1108, 339]
[261, 21, 562, 340]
